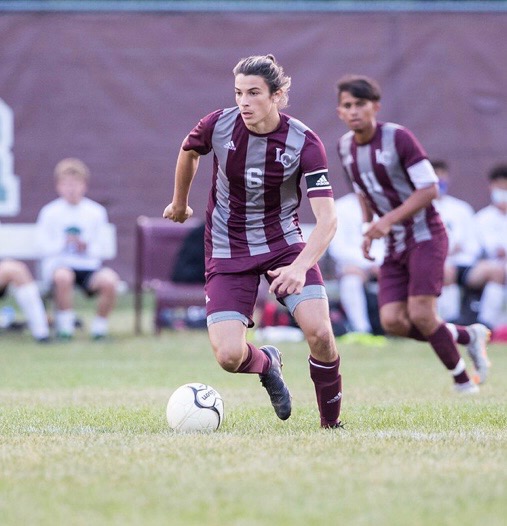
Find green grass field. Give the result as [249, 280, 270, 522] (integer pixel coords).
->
[1, 297, 506, 526]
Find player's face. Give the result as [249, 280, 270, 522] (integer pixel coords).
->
[235, 74, 280, 133]
[56, 175, 87, 205]
[490, 178, 507, 212]
[337, 92, 380, 135]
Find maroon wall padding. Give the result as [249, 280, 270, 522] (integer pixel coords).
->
[1, 12, 506, 283]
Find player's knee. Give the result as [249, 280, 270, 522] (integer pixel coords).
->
[407, 304, 433, 329]
[53, 268, 74, 288]
[93, 269, 119, 293]
[380, 311, 407, 335]
[213, 344, 242, 373]
[305, 325, 336, 360]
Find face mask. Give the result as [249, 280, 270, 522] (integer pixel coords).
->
[438, 180, 448, 196]
[491, 188, 507, 205]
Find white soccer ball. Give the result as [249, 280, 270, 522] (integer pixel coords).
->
[166, 383, 224, 432]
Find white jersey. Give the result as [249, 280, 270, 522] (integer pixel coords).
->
[328, 192, 385, 271]
[433, 195, 480, 267]
[36, 197, 109, 284]
[474, 204, 507, 260]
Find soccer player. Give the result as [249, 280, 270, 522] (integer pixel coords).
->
[0, 258, 50, 342]
[163, 55, 343, 428]
[36, 158, 120, 340]
[335, 74, 490, 392]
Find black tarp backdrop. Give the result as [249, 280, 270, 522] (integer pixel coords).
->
[1, 11, 506, 283]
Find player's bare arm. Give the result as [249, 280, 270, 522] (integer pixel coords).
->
[268, 197, 337, 295]
[163, 147, 200, 223]
[366, 184, 437, 239]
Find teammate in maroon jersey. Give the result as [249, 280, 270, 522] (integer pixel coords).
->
[336, 74, 490, 393]
[163, 55, 342, 427]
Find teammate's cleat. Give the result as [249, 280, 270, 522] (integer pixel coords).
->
[56, 331, 73, 341]
[322, 421, 345, 429]
[454, 380, 480, 394]
[466, 323, 491, 384]
[259, 345, 292, 420]
[35, 336, 52, 344]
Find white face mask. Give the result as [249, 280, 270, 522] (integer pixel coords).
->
[491, 188, 507, 205]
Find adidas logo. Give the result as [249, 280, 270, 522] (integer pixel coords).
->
[316, 174, 330, 186]
[223, 141, 236, 151]
[326, 392, 342, 404]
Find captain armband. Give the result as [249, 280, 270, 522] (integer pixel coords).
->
[305, 170, 332, 192]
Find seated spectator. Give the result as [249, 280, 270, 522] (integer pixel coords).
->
[0, 257, 50, 342]
[36, 158, 120, 340]
[431, 160, 481, 322]
[467, 164, 507, 330]
[328, 192, 385, 334]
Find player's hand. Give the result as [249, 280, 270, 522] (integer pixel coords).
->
[362, 236, 375, 261]
[267, 264, 306, 296]
[366, 217, 391, 239]
[163, 203, 193, 223]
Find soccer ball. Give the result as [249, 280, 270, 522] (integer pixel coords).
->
[166, 383, 224, 432]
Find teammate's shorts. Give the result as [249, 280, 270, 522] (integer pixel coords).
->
[378, 230, 448, 307]
[57, 269, 97, 297]
[205, 243, 326, 328]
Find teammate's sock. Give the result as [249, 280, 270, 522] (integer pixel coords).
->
[478, 282, 505, 329]
[446, 323, 471, 345]
[237, 343, 271, 374]
[309, 355, 342, 427]
[55, 309, 76, 336]
[428, 323, 470, 384]
[12, 282, 49, 340]
[339, 274, 371, 333]
[91, 316, 109, 338]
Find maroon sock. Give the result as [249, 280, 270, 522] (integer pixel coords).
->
[309, 355, 342, 427]
[236, 343, 270, 374]
[428, 324, 470, 384]
[453, 325, 471, 345]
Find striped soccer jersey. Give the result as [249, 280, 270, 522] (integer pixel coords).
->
[184, 107, 333, 258]
[337, 121, 444, 253]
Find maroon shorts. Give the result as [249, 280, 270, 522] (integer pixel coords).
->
[378, 231, 448, 307]
[205, 243, 324, 327]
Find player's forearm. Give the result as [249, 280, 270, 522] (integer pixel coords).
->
[385, 185, 437, 226]
[297, 198, 337, 269]
[358, 193, 374, 223]
[172, 148, 200, 207]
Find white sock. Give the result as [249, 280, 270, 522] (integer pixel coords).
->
[339, 274, 371, 333]
[478, 282, 505, 328]
[91, 316, 108, 337]
[55, 310, 76, 336]
[438, 284, 461, 322]
[12, 282, 49, 339]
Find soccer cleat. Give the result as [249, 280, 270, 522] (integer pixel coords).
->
[454, 380, 480, 394]
[35, 336, 52, 344]
[56, 331, 73, 341]
[259, 345, 292, 420]
[322, 421, 345, 429]
[466, 323, 491, 384]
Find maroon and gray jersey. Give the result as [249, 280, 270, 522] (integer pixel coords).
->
[337, 121, 444, 253]
[184, 107, 332, 258]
